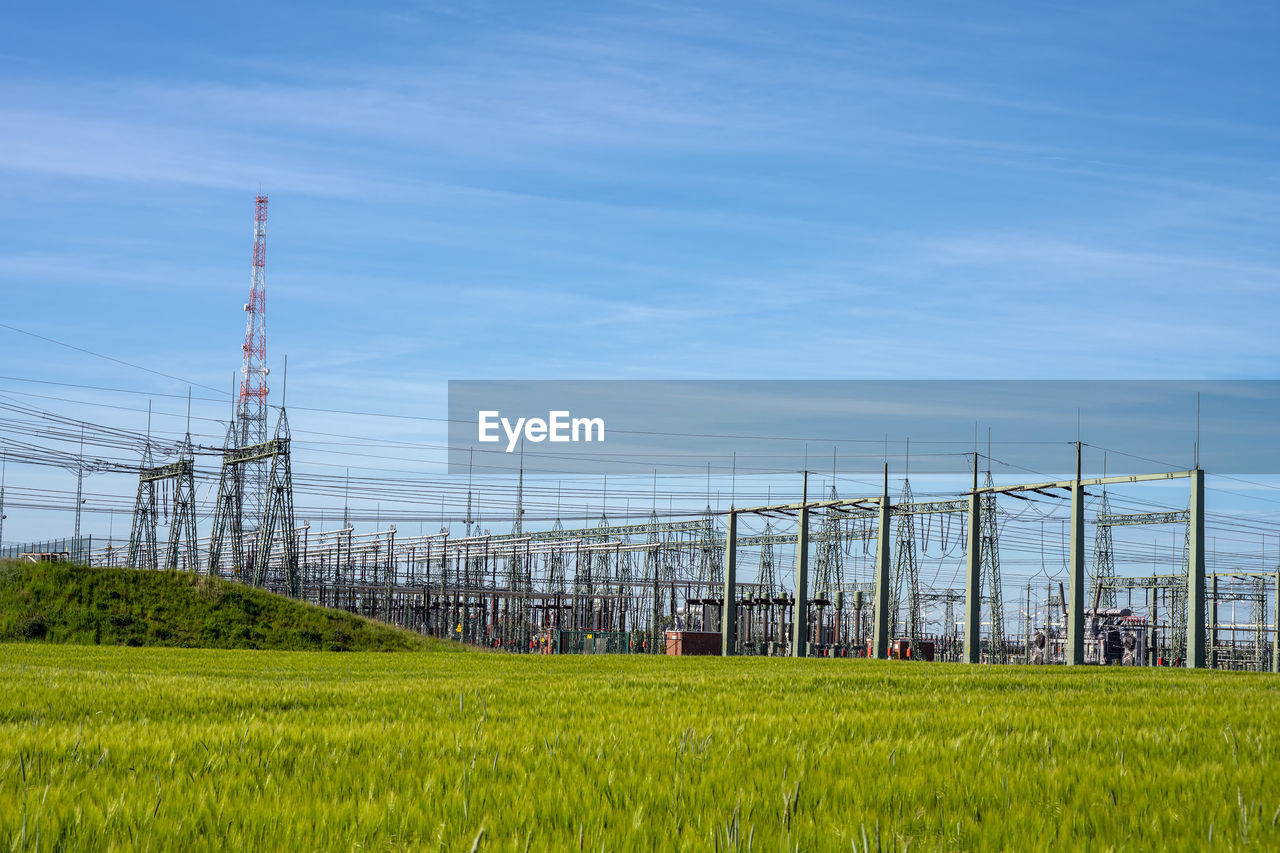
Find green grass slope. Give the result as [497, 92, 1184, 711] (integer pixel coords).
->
[0, 560, 454, 651]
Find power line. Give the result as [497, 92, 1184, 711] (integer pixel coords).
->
[0, 322, 227, 396]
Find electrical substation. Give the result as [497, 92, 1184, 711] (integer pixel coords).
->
[2, 196, 1278, 671]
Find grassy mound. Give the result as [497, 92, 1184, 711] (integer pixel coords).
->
[0, 560, 453, 651]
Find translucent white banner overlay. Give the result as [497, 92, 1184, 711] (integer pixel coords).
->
[447, 380, 1279, 476]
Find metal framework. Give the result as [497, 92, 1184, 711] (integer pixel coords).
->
[127, 417, 199, 574]
[1092, 490, 1117, 607]
[238, 194, 270, 555]
[127, 457, 198, 572]
[1096, 504, 1191, 659]
[719, 454, 1208, 666]
[91, 426, 1255, 668]
[208, 408, 299, 595]
[126, 439, 159, 571]
[979, 470, 1007, 660]
[892, 478, 922, 652]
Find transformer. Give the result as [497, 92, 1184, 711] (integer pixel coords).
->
[1084, 607, 1147, 666]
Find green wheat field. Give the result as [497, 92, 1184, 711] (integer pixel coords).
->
[3, 646, 1279, 852]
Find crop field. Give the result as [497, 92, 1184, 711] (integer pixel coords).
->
[3, 647, 1279, 852]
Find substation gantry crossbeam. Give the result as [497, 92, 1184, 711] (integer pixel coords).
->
[463, 514, 711, 540]
[1101, 574, 1185, 590]
[894, 500, 969, 516]
[1098, 511, 1190, 526]
[399, 519, 709, 550]
[525, 520, 708, 541]
[736, 529, 876, 548]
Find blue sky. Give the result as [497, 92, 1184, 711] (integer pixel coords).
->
[1, 1, 1279, 555]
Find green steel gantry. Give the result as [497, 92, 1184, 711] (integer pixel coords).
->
[721, 452, 1208, 666]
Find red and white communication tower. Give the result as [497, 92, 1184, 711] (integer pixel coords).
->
[239, 194, 269, 448]
[236, 194, 270, 544]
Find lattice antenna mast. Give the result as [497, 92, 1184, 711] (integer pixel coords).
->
[238, 195, 270, 556]
[240, 194, 270, 443]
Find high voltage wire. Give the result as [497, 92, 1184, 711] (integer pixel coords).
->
[0, 323, 228, 395]
[0, 384, 999, 466]
[11, 374, 1275, 501]
[3, 369, 1279, 562]
[4, 326, 1275, 486]
[0, 368, 1106, 446]
[0, 385, 1022, 484]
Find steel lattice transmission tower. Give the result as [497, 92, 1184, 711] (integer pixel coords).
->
[1092, 489, 1117, 608]
[127, 437, 159, 571]
[238, 195, 270, 565]
[980, 471, 1007, 661]
[697, 506, 723, 592]
[814, 484, 843, 599]
[1174, 519, 1190, 662]
[758, 522, 778, 597]
[548, 514, 567, 595]
[893, 478, 922, 650]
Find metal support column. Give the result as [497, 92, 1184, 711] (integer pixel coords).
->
[1067, 443, 1085, 666]
[1273, 570, 1279, 674]
[1187, 468, 1206, 668]
[872, 463, 891, 659]
[964, 453, 982, 663]
[792, 473, 809, 658]
[722, 511, 737, 656]
[1209, 573, 1218, 669]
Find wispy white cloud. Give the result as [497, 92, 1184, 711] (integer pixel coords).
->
[1, 0, 1277, 448]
